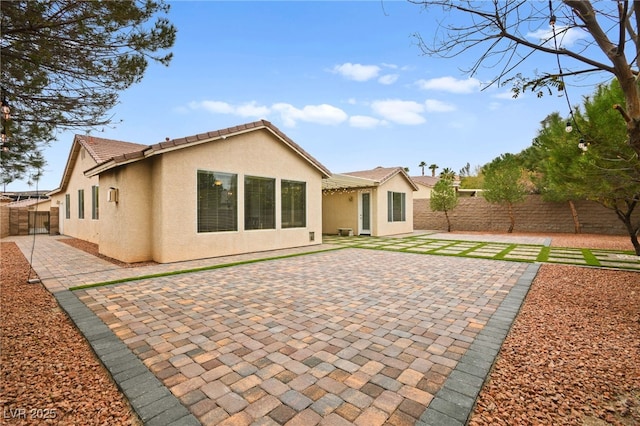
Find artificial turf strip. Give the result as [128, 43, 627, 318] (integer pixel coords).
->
[582, 249, 601, 267]
[68, 247, 344, 291]
[493, 244, 519, 260]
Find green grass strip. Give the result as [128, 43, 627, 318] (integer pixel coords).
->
[69, 247, 344, 291]
[493, 244, 518, 260]
[537, 246, 551, 262]
[582, 249, 601, 267]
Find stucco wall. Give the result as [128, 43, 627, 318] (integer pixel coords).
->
[100, 129, 325, 263]
[414, 195, 639, 235]
[375, 176, 414, 236]
[322, 174, 415, 237]
[152, 131, 324, 263]
[50, 146, 100, 243]
[322, 191, 360, 235]
[98, 161, 154, 263]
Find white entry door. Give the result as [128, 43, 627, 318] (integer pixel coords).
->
[359, 192, 371, 235]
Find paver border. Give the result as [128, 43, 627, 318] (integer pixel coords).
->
[54, 289, 201, 426]
[417, 263, 541, 426]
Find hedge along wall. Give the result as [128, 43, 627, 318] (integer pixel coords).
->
[414, 194, 639, 235]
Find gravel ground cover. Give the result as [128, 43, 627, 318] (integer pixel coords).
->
[2, 233, 638, 425]
[1, 242, 140, 425]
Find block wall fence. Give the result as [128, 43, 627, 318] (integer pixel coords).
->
[414, 194, 639, 235]
[0, 206, 59, 238]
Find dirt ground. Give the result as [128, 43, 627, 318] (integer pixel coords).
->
[2, 233, 639, 425]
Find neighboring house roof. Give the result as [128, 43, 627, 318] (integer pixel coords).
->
[323, 166, 419, 191]
[84, 120, 331, 179]
[411, 175, 440, 188]
[48, 135, 147, 196]
[411, 175, 461, 189]
[5, 197, 50, 208]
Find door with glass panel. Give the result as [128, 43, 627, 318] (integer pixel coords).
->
[359, 192, 371, 235]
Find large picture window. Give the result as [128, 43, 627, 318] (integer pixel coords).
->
[281, 180, 306, 228]
[197, 171, 237, 232]
[91, 186, 99, 220]
[245, 176, 275, 230]
[387, 191, 406, 222]
[65, 194, 70, 219]
[78, 189, 84, 219]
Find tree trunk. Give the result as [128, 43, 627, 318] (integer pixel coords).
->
[444, 210, 451, 232]
[614, 203, 640, 256]
[568, 200, 581, 234]
[507, 202, 515, 233]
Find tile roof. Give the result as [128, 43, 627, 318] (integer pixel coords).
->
[324, 166, 419, 191]
[82, 120, 331, 179]
[411, 175, 441, 187]
[75, 135, 148, 163]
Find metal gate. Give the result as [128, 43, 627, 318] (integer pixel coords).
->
[29, 211, 50, 235]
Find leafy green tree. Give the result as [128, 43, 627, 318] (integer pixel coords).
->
[430, 176, 458, 232]
[482, 153, 528, 233]
[410, 1, 640, 158]
[569, 80, 640, 254]
[521, 79, 640, 254]
[521, 112, 585, 233]
[0, 0, 176, 184]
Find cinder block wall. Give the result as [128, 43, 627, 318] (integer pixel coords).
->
[414, 195, 638, 235]
[49, 207, 59, 235]
[0, 206, 9, 238]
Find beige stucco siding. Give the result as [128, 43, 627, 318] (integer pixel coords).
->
[375, 176, 414, 236]
[98, 161, 154, 263]
[50, 146, 100, 243]
[413, 185, 433, 199]
[322, 191, 360, 235]
[103, 129, 324, 263]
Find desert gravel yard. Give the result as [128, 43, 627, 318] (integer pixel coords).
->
[1, 232, 639, 425]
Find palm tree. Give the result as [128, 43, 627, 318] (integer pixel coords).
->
[440, 167, 456, 180]
[429, 164, 438, 177]
[418, 161, 426, 176]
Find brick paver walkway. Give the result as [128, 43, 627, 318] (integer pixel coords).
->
[10, 232, 632, 425]
[74, 249, 530, 426]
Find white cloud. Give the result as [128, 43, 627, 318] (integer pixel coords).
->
[197, 100, 235, 114]
[192, 100, 269, 117]
[378, 74, 399, 85]
[272, 103, 348, 127]
[424, 99, 456, 113]
[527, 25, 587, 48]
[371, 99, 426, 125]
[493, 91, 518, 100]
[190, 100, 347, 127]
[416, 76, 482, 94]
[349, 115, 386, 128]
[332, 62, 381, 81]
[235, 101, 271, 117]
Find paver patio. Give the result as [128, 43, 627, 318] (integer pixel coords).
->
[8, 232, 636, 425]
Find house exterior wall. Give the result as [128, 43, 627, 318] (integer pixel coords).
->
[322, 175, 415, 237]
[49, 147, 100, 243]
[98, 160, 154, 263]
[375, 176, 414, 236]
[100, 129, 324, 263]
[322, 191, 359, 235]
[413, 185, 432, 199]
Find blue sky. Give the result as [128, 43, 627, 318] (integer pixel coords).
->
[11, 0, 602, 191]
